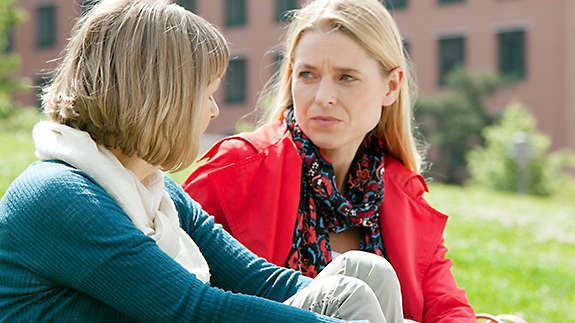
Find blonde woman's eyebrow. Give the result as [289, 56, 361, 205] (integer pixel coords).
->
[294, 62, 361, 75]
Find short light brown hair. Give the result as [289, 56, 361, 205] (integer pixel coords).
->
[264, 0, 422, 172]
[42, 0, 229, 171]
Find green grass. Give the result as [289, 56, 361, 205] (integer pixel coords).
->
[0, 110, 43, 194]
[1, 111, 574, 322]
[426, 184, 575, 322]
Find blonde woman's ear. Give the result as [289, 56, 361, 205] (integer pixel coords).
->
[381, 67, 404, 107]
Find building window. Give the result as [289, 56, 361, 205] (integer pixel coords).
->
[382, 0, 407, 10]
[177, 0, 196, 12]
[79, 0, 99, 14]
[438, 36, 465, 86]
[34, 75, 52, 108]
[36, 5, 57, 48]
[225, 57, 247, 104]
[225, 0, 247, 27]
[3, 29, 14, 53]
[273, 51, 284, 73]
[438, 0, 464, 4]
[402, 39, 411, 57]
[276, 0, 298, 22]
[498, 29, 526, 80]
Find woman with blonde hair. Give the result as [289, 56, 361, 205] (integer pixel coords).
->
[0, 0, 403, 322]
[184, 0, 476, 322]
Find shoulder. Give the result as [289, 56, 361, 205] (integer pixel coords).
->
[384, 155, 429, 198]
[201, 121, 289, 163]
[1, 160, 125, 236]
[183, 122, 293, 189]
[2, 160, 107, 208]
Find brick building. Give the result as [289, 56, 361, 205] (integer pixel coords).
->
[9, 0, 575, 152]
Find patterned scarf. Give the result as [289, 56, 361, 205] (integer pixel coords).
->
[284, 108, 387, 277]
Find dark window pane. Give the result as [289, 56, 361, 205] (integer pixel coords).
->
[402, 39, 411, 57]
[4, 29, 14, 53]
[273, 51, 284, 73]
[225, 57, 247, 104]
[498, 30, 526, 80]
[226, 0, 246, 27]
[439, 0, 464, 4]
[276, 0, 298, 23]
[79, 0, 99, 14]
[382, 0, 407, 10]
[438, 36, 465, 86]
[177, 0, 196, 12]
[34, 75, 52, 108]
[37, 5, 56, 48]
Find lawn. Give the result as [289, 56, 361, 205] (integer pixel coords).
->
[1, 111, 574, 322]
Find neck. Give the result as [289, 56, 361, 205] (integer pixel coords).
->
[323, 142, 363, 192]
[111, 149, 158, 182]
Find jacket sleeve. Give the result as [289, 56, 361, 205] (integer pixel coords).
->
[182, 138, 257, 232]
[421, 237, 476, 323]
[405, 180, 475, 323]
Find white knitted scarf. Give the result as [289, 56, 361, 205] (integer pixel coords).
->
[33, 121, 210, 283]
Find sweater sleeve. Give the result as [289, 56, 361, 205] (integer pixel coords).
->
[6, 162, 347, 323]
[168, 176, 310, 301]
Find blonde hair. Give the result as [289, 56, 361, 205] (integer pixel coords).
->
[42, 0, 229, 172]
[264, 0, 421, 172]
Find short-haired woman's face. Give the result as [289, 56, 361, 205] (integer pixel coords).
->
[198, 78, 221, 134]
[291, 31, 392, 158]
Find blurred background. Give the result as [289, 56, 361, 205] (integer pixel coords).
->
[1, 0, 574, 322]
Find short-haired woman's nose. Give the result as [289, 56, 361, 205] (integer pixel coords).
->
[210, 99, 220, 119]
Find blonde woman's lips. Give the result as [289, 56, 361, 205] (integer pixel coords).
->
[310, 116, 341, 126]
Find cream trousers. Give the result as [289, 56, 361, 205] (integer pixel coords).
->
[284, 250, 403, 323]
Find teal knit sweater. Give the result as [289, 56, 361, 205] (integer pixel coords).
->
[0, 160, 346, 322]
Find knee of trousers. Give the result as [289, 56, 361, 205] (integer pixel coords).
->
[338, 250, 397, 279]
[332, 274, 381, 305]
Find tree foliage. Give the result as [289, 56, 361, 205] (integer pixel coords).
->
[466, 103, 575, 196]
[0, 0, 26, 119]
[415, 67, 501, 184]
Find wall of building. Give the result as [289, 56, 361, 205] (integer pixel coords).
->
[566, 0, 575, 150]
[393, 0, 573, 151]
[9, 0, 575, 152]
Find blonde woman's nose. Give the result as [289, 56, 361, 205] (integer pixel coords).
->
[315, 79, 337, 107]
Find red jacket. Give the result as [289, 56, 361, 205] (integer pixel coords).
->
[183, 122, 475, 323]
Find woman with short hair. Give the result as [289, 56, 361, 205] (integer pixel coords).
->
[0, 1, 398, 322]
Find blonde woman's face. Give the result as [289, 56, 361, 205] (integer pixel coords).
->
[291, 31, 398, 159]
[199, 78, 221, 134]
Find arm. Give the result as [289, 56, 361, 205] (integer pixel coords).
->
[169, 177, 311, 302]
[10, 166, 345, 323]
[403, 175, 476, 322]
[421, 239, 475, 322]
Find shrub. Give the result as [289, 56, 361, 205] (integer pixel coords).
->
[415, 67, 501, 184]
[466, 103, 575, 196]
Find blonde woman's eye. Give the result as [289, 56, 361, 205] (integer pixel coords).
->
[340, 74, 355, 81]
[299, 71, 313, 79]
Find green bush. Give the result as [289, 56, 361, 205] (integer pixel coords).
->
[466, 103, 575, 196]
[415, 67, 501, 184]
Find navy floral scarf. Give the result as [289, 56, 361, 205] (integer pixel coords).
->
[284, 108, 387, 277]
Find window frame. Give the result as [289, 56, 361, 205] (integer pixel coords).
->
[497, 28, 527, 81]
[36, 5, 57, 49]
[225, 0, 247, 27]
[437, 34, 466, 86]
[225, 56, 248, 104]
[382, 0, 408, 11]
